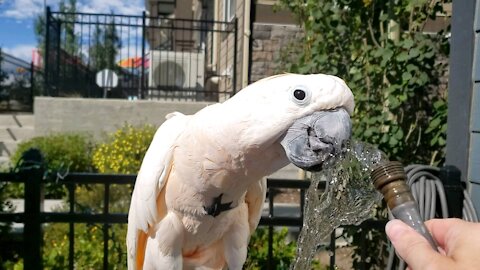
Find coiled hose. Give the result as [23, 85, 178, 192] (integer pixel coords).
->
[385, 164, 478, 270]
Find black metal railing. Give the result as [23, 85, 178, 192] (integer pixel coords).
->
[44, 8, 238, 101]
[0, 162, 388, 270]
[0, 49, 40, 112]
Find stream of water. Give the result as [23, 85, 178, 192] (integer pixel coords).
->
[292, 140, 389, 269]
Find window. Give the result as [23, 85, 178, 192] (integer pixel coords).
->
[224, 0, 236, 22]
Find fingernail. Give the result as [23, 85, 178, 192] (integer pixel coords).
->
[386, 219, 407, 241]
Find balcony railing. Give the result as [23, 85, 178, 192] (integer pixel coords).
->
[0, 150, 387, 270]
[44, 8, 238, 102]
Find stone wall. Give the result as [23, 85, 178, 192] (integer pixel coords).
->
[250, 23, 303, 82]
[34, 97, 211, 138]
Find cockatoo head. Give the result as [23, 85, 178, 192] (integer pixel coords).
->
[226, 73, 354, 171]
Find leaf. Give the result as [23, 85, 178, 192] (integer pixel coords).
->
[406, 64, 418, 72]
[417, 72, 429, 85]
[402, 39, 414, 49]
[388, 95, 401, 109]
[379, 13, 389, 21]
[433, 100, 445, 109]
[409, 48, 420, 58]
[395, 129, 404, 140]
[364, 127, 375, 137]
[426, 118, 441, 133]
[396, 51, 409, 62]
[438, 136, 446, 146]
[389, 136, 399, 146]
[402, 72, 412, 81]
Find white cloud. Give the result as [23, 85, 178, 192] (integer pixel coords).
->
[3, 44, 35, 62]
[1, 0, 144, 20]
[78, 0, 143, 15]
[1, 0, 53, 19]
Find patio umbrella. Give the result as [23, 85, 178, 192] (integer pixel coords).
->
[117, 57, 149, 68]
[134, 57, 149, 68]
[117, 56, 142, 68]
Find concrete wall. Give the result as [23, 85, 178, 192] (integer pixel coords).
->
[34, 97, 212, 138]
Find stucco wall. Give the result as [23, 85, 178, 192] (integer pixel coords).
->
[34, 97, 212, 138]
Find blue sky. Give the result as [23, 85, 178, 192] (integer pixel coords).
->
[0, 0, 144, 61]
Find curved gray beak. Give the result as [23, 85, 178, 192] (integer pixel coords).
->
[280, 108, 352, 171]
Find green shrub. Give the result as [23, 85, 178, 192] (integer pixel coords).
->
[245, 228, 296, 270]
[11, 133, 95, 172]
[245, 227, 325, 270]
[6, 133, 95, 198]
[42, 223, 127, 270]
[278, 0, 449, 166]
[39, 124, 156, 270]
[3, 124, 156, 269]
[92, 124, 156, 174]
[0, 181, 15, 268]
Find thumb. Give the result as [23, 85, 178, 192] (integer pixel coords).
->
[386, 219, 451, 270]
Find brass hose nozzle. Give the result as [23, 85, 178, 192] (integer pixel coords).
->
[371, 161, 438, 251]
[371, 161, 415, 210]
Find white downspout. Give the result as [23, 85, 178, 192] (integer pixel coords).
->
[241, 0, 251, 88]
[212, 0, 219, 71]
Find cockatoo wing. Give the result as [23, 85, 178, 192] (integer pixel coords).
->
[127, 112, 189, 270]
[245, 177, 267, 234]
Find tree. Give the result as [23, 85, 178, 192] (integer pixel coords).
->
[59, 0, 79, 56]
[34, 0, 79, 58]
[89, 15, 122, 71]
[89, 24, 107, 70]
[0, 50, 8, 90]
[34, 14, 46, 53]
[104, 17, 122, 70]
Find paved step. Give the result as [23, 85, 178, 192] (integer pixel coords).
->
[0, 156, 10, 165]
[0, 114, 34, 127]
[0, 141, 19, 157]
[0, 113, 35, 159]
[0, 127, 35, 141]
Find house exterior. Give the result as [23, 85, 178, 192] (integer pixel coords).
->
[144, 0, 302, 99]
[446, 0, 480, 216]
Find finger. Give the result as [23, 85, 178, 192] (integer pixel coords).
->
[423, 218, 464, 248]
[386, 219, 453, 270]
[426, 218, 480, 261]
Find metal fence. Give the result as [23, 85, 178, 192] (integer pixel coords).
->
[0, 49, 40, 112]
[0, 155, 387, 270]
[44, 8, 238, 101]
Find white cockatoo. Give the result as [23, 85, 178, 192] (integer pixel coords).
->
[126, 73, 355, 270]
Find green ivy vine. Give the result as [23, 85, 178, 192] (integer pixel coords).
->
[279, 0, 449, 166]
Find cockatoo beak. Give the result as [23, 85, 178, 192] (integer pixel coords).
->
[280, 108, 352, 171]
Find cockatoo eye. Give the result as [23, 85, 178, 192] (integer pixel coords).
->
[291, 86, 311, 105]
[294, 89, 306, 100]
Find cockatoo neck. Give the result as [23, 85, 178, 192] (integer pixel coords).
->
[210, 102, 297, 150]
[194, 102, 293, 177]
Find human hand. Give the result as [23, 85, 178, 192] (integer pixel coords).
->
[386, 218, 480, 270]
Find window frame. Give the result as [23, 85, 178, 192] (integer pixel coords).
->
[224, 0, 236, 22]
